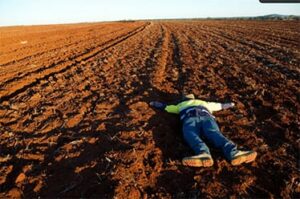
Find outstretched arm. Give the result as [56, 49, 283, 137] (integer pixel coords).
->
[149, 101, 167, 110]
[206, 101, 235, 112]
[149, 101, 179, 114]
[221, 102, 235, 110]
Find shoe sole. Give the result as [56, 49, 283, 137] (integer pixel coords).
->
[182, 157, 214, 167]
[231, 151, 257, 166]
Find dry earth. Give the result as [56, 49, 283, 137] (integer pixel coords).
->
[0, 20, 299, 198]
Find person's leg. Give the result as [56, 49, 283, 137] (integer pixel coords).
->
[200, 116, 238, 160]
[201, 116, 257, 165]
[182, 117, 213, 167]
[182, 117, 210, 155]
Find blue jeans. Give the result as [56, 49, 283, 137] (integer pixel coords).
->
[182, 115, 238, 160]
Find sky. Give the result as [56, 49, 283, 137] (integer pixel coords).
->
[0, 0, 299, 26]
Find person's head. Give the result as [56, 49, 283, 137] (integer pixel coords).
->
[182, 93, 195, 101]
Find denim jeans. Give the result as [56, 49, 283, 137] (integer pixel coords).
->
[182, 115, 238, 160]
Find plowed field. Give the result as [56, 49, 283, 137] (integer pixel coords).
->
[0, 20, 299, 198]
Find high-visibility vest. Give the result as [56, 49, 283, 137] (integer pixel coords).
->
[165, 99, 222, 115]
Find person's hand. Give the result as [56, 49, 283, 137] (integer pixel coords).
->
[150, 101, 165, 109]
[222, 102, 235, 109]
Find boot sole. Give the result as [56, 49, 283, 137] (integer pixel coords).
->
[182, 157, 214, 167]
[231, 151, 257, 166]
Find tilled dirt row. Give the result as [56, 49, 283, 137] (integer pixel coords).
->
[0, 22, 149, 101]
[0, 22, 143, 65]
[0, 20, 299, 198]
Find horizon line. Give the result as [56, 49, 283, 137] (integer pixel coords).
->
[1, 13, 299, 27]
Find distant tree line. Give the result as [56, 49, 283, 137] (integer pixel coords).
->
[115, 14, 300, 22]
[210, 14, 300, 21]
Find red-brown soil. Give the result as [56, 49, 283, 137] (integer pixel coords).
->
[0, 20, 299, 198]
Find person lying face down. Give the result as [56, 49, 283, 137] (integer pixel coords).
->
[150, 94, 257, 167]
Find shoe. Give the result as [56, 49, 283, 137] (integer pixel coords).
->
[182, 153, 214, 167]
[230, 150, 257, 166]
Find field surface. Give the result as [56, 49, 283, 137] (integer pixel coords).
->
[0, 20, 299, 198]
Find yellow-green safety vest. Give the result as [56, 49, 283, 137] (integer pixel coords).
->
[165, 99, 222, 114]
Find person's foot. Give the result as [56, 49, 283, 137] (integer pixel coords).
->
[182, 153, 214, 167]
[230, 150, 257, 166]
